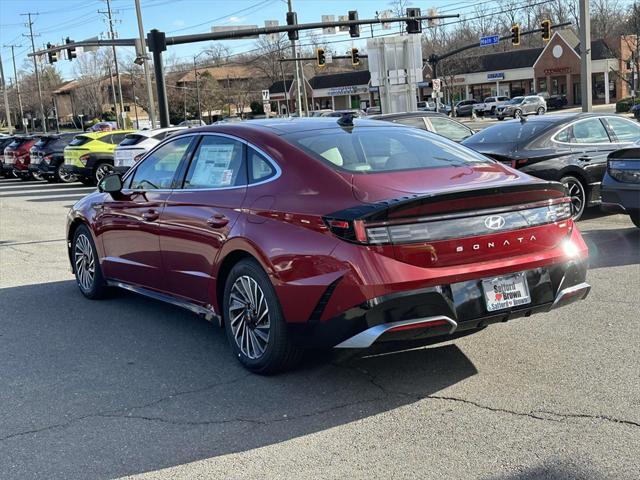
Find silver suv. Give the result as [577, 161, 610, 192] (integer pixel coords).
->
[496, 95, 546, 120]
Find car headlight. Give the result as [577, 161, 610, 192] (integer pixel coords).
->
[608, 160, 640, 184]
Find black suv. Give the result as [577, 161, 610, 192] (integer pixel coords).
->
[28, 133, 78, 183]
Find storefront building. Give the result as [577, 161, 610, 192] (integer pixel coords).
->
[439, 31, 636, 105]
[309, 70, 372, 110]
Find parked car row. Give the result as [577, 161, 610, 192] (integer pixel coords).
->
[1, 127, 188, 184]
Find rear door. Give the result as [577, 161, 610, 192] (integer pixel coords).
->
[159, 134, 248, 304]
[96, 135, 194, 291]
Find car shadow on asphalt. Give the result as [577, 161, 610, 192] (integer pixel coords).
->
[580, 227, 640, 269]
[0, 280, 477, 479]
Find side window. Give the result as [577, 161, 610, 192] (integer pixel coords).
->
[128, 136, 193, 190]
[571, 119, 611, 144]
[100, 134, 113, 144]
[392, 117, 427, 130]
[605, 117, 640, 143]
[555, 128, 571, 143]
[248, 147, 277, 183]
[429, 117, 473, 142]
[184, 136, 246, 189]
[111, 133, 127, 144]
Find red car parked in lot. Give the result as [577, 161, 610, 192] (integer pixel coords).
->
[4, 136, 39, 180]
[67, 117, 590, 373]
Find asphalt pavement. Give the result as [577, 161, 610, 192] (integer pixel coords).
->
[0, 177, 638, 480]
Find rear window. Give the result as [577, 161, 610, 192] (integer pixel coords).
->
[464, 122, 552, 145]
[68, 135, 92, 147]
[285, 127, 490, 173]
[7, 138, 29, 149]
[119, 134, 145, 146]
[34, 137, 57, 149]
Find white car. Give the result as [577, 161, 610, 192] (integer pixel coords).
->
[473, 96, 511, 115]
[113, 127, 186, 173]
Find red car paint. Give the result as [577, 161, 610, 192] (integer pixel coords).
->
[4, 137, 38, 176]
[67, 119, 590, 351]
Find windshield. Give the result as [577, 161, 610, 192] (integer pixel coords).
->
[284, 127, 491, 173]
[507, 97, 524, 105]
[463, 122, 553, 145]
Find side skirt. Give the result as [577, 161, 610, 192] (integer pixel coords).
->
[106, 280, 221, 325]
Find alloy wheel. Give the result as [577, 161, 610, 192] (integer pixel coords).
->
[95, 163, 113, 183]
[564, 179, 585, 219]
[32, 171, 44, 181]
[74, 233, 95, 292]
[228, 275, 270, 360]
[58, 165, 77, 183]
[513, 110, 522, 119]
[537, 107, 545, 115]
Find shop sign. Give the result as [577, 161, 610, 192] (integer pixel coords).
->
[328, 85, 367, 96]
[543, 67, 572, 75]
[487, 72, 505, 80]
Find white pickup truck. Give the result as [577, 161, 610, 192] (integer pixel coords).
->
[473, 96, 511, 115]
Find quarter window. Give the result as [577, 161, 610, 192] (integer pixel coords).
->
[392, 117, 427, 130]
[248, 148, 276, 183]
[184, 136, 246, 189]
[605, 117, 640, 142]
[128, 136, 193, 190]
[429, 117, 473, 142]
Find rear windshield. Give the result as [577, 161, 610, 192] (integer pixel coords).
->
[119, 134, 145, 146]
[34, 137, 56, 148]
[68, 135, 92, 147]
[284, 127, 490, 173]
[463, 122, 552, 145]
[7, 138, 29, 149]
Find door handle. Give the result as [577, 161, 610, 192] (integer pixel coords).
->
[578, 155, 592, 162]
[207, 213, 229, 228]
[142, 209, 160, 222]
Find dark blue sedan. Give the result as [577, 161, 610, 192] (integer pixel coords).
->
[601, 140, 640, 227]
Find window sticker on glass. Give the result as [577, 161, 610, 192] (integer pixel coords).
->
[190, 144, 237, 187]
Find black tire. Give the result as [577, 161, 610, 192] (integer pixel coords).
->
[629, 211, 640, 228]
[223, 258, 302, 374]
[536, 107, 545, 115]
[513, 109, 523, 119]
[56, 164, 77, 183]
[561, 175, 587, 221]
[490, 106, 496, 115]
[497, 117, 504, 121]
[19, 173, 33, 181]
[72, 224, 108, 299]
[81, 177, 95, 186]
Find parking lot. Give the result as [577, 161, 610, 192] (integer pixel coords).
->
[0, 176, 638, 479]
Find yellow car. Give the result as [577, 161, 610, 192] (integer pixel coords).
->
[63, 130, 135, 184]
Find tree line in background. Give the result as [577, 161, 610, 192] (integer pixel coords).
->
[1, 0, 639, 129]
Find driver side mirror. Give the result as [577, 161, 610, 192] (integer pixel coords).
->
[98, 173, 123, 194]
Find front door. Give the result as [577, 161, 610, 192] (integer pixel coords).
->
[159, 134, 248, 305]
[96, 136, 194, 292]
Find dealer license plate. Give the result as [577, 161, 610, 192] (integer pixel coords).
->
[481, 272, 531, 312]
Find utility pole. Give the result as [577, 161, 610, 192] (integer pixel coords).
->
[0, 51, 13, 134]
[134, 0, 157, 128]
[107, 65, 119, 122]
[6, 45, 25, 132]
[579, 0, 592, 112]
[131, 74, 140, 128]
[21, 12, 47, 132]
[194, 57, 202, 121]
[287, 0, 304, 116]
[100, 0, 126, 128]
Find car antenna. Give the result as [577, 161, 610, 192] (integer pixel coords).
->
[337, 112, 355, 127]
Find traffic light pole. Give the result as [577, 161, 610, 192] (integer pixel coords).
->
[31, 11, 459, 128]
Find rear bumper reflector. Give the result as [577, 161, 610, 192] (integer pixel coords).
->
[334, 316, 457, 349]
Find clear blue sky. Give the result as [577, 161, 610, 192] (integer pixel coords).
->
[0, 0, 478, 80]
[1, 0, 635, 81]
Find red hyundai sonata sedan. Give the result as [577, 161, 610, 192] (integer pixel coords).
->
[66, 117, 590, 373]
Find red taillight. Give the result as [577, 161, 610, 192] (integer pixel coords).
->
[324, 218, 368, 243]
[387, 319, 450, 333]
[328, 219, 349, 229]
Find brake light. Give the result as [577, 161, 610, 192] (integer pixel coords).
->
[324, 218, 368, 243]
[387, 319, 450, 333]
[79, 154, 90, 165]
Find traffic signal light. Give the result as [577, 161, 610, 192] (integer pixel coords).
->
[46, 43, 58, 63]
[317, 48, 326, 67]
[348, 10, 359, 38]
[511, 24, 520, 46]
[405, 7, 422, 34]
[541, 19, 551, 41]
[286, 11, 298, 41]
[65, 37, 77, 60]
[350, 47, 360, 66]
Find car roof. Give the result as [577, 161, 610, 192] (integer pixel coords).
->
[498, 112, 623, 126]
[369, 111, 449, 120]
[81, 129, 135, 139]
[176, 117, 403, 137]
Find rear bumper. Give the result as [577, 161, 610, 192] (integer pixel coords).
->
[288, 257, 589, 349]
[601, 179, 640, 212]
[65, 165, 92, 178]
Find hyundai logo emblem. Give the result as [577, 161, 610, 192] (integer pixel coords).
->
[484, 215, 506, 230]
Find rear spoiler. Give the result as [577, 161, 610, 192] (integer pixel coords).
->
[325, 181, 567, 222]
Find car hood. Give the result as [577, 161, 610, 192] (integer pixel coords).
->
[350, 162, 533, 203]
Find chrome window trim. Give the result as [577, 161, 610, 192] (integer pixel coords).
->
[121, 131, 281, 194]
[551, 116, 622, 146]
